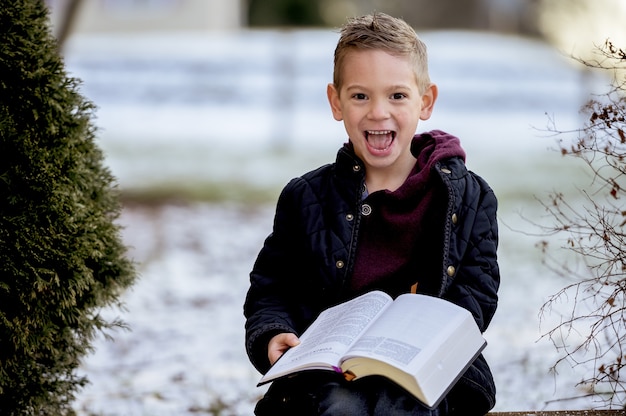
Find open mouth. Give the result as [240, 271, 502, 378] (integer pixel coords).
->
[365, 130, 396, 151]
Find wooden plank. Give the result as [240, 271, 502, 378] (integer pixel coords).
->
[489, 412, 624, 416]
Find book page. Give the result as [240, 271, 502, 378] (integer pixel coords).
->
[259, 291, 392, 382]
[342, 294, 467, 369]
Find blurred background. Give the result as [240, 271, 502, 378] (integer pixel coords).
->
[39, 1, 626, 414]
[44, 0, 626, 201]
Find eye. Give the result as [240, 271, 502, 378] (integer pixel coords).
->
[352, 93, 367, 100]
[391, 92, 407, 100]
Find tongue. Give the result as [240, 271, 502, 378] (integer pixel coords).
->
[368, 133, 393, 150]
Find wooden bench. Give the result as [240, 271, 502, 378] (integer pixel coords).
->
[489, 412, 624, 415]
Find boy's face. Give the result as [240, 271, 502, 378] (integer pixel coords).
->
[327, 49, 436, 176]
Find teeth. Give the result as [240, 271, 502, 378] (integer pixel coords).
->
[366, 130, 394, 151]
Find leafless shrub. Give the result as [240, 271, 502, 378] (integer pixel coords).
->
[537, 40, 626, 409]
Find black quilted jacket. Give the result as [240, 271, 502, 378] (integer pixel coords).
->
[244, 130, 500, 413]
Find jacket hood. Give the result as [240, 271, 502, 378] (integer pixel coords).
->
[411, 129, 466, 172]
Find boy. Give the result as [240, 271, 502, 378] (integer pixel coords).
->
[244, 12, 499, 416]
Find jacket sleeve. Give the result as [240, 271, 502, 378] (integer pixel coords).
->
[243, 177, 311, 374]
[443, 171, 500, 333]
[441, 170, 500, 414]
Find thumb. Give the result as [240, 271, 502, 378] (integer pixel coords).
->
[285, 333, 301, 347]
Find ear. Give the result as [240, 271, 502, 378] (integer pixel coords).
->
[419, 83, 438, 121]
[327, 83, 343, 121]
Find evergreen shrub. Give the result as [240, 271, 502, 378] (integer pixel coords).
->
[0, 1, 136, 414]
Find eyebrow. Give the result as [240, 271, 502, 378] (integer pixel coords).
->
[344, 84, 413, 92]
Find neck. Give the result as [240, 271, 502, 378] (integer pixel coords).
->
[365, 155, 416, 193]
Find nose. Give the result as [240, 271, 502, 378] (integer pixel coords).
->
[367, 98, 390, 120]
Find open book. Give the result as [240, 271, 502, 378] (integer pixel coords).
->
[258, 290, 486, 408]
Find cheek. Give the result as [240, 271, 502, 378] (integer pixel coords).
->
[398, 110, 420, 126]
[343, 110, 362, 127]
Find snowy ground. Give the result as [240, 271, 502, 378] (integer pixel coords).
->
[71, 200, 604, 416]
[63, 30, 621, 414]
[74, 202, 272, 415]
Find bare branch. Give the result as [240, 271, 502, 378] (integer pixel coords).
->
[534, 39, 626, 408]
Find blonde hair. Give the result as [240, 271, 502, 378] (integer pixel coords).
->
[333, 13, 431, 93]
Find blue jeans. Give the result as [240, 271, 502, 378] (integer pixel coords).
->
[255, 371, 448, 416]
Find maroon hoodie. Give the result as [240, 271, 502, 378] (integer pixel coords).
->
[350, 130, 466, 295]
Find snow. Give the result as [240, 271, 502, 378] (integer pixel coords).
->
[74, 203, 271, 415]
[63, 29, 619, 414]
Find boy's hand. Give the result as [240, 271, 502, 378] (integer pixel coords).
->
[268, 333, 300, 365]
